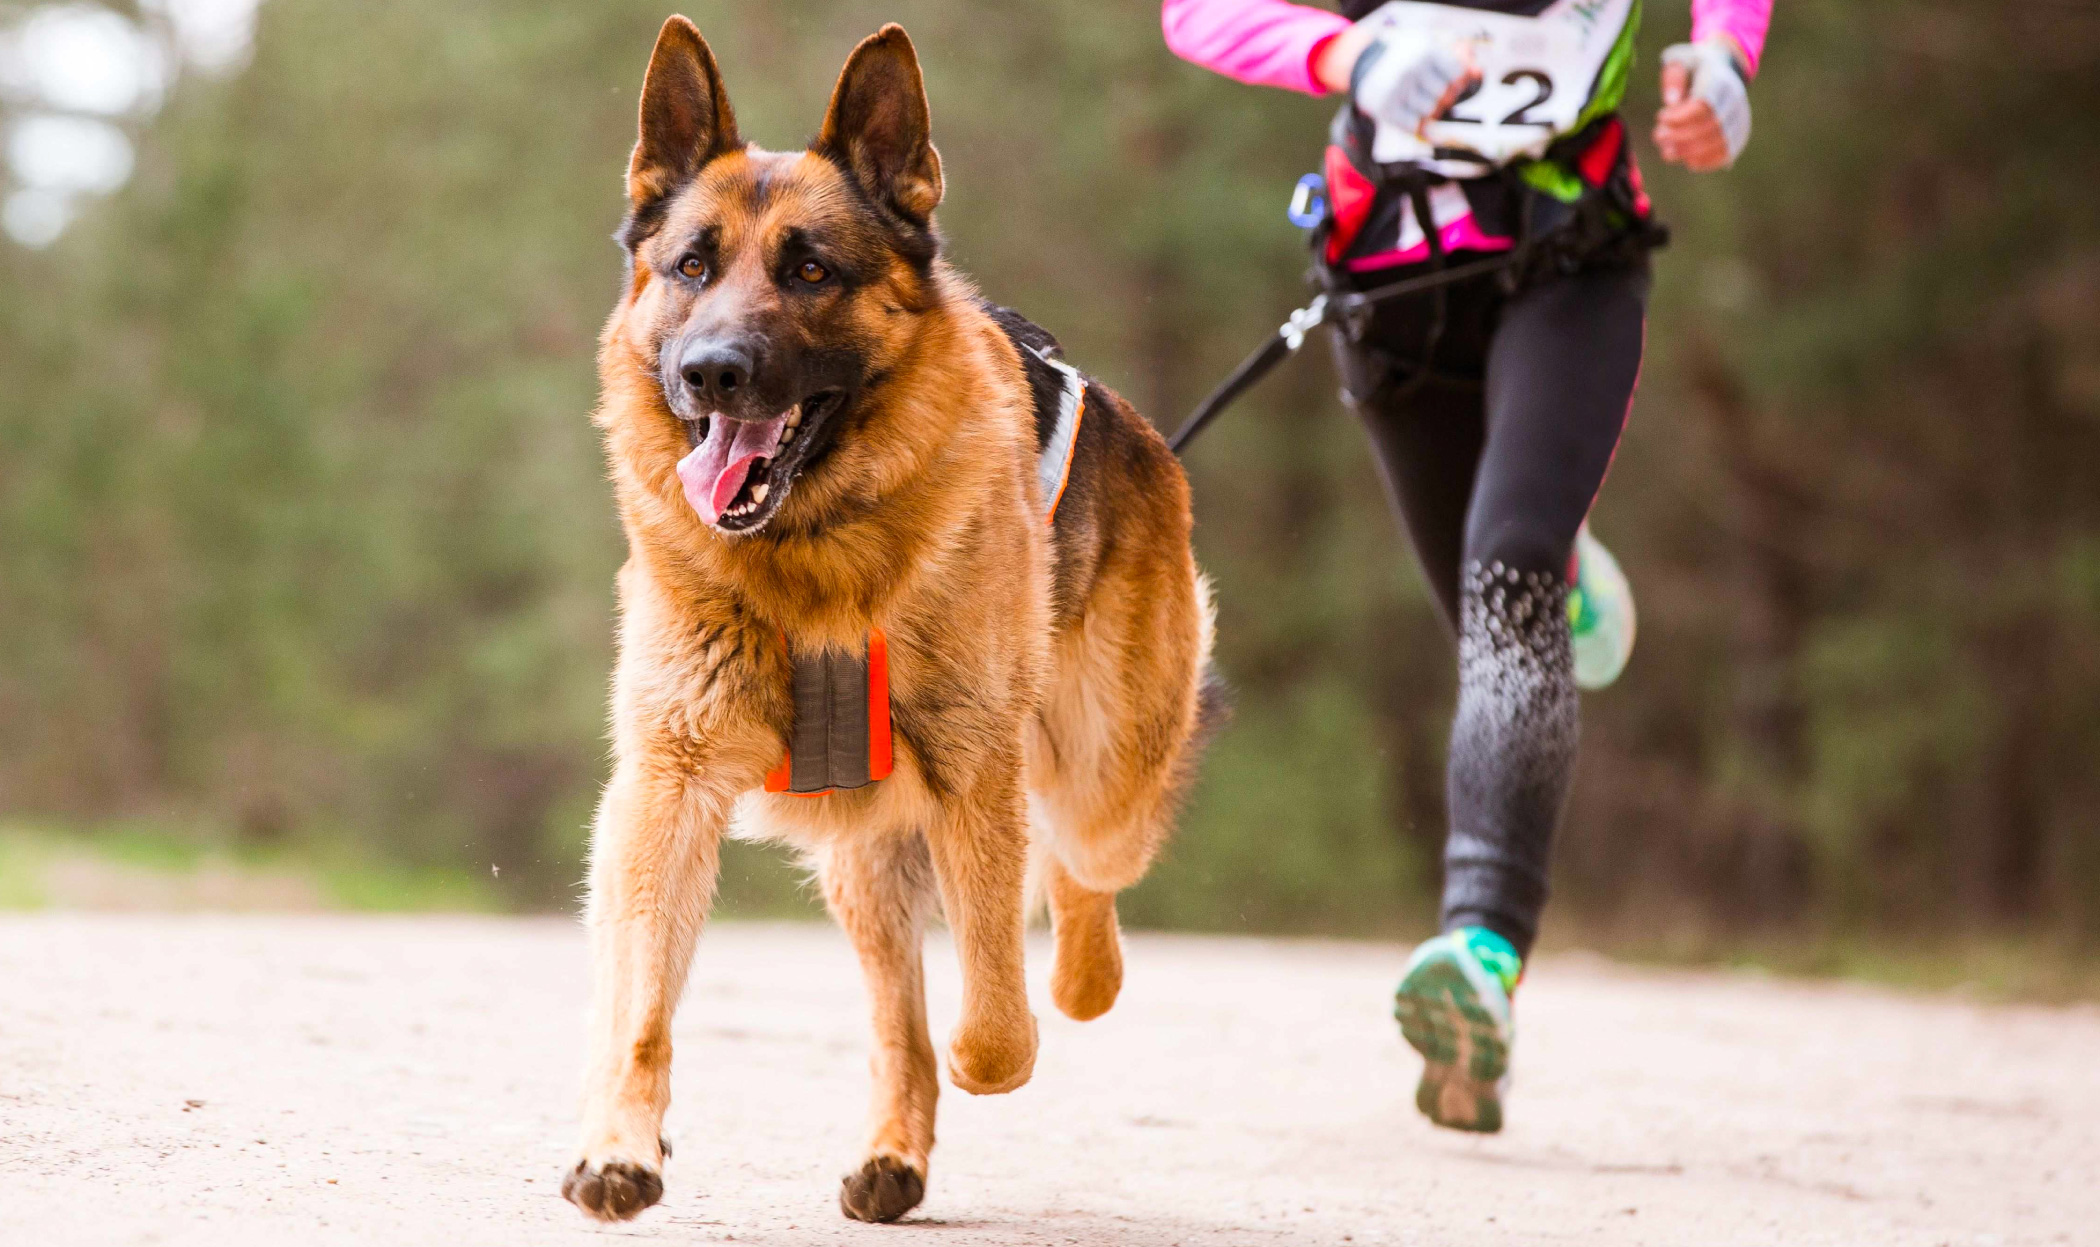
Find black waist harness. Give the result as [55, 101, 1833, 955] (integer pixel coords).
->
[762, 306, 1087, 796]
[1168, 113, 1666, 453]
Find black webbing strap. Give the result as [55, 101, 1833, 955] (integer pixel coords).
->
[1389, 179, 1452, 407]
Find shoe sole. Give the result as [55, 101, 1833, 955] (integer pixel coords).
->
[1395, 950, 1509, 1134]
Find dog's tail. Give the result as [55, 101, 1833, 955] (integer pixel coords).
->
[1171, 660, 1232, 796]
[1195, 662, 1233, 749]
[1169, 571, 1231, 799]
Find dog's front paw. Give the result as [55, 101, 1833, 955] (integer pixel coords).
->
[562, 1156, 664, 1222]
[839, 1154, 926, 1223]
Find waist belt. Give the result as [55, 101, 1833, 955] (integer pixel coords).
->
[764, 346, 1085, 796]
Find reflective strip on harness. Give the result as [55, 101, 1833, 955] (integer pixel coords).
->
[764, 628, 893, 796]
[1032, 346, 1086, 524]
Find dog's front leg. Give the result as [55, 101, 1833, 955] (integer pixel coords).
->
[564, 756, 723, 1222]
[819, 832, 939, 1223]
[927, 762, 1038, 1095]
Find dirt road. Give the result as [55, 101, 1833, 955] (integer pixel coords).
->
[1, 915, 2091, 1246]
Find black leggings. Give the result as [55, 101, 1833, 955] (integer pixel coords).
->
[1332, 262, 1649, 958]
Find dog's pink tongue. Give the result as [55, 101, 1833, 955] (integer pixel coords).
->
[676, 412, 789, 523]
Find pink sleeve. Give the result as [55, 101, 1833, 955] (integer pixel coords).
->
[1690, 0, 1771, 77]
[1161, 0, 1353, 97]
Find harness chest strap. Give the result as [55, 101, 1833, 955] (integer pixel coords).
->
[763, 353, 1085, 796]
[763, 628, 893, 796]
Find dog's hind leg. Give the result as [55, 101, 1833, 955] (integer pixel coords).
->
[564, 757, 727, 1223]
[1031, 569, 1218, 1025]
[817, 831, 939, 1224]
[1043, 853, 1123, 1022]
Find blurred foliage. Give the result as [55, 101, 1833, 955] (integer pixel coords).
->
[0, 822, 500, 911]
[1, 1, 2096, 950]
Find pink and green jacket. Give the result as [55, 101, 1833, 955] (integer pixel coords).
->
[1162, 0, 1771, 268]
[1161, 0, 1769, 96]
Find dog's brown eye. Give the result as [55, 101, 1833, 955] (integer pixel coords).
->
[797, 260, 830, 284]
[678, 255, 705, 280]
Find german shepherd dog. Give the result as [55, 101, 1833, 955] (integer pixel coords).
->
[563, 16, 1218, 1226]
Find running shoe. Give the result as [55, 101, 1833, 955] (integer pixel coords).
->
[1394, 927, 1521, 1133]
[1569, 524, 1636, 691]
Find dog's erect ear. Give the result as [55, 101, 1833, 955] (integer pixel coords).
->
[627, 15, 740, 208]
[816, 25, 943, 222]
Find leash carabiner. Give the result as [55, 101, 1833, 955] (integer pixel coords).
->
[1286, 174, 1328, 231]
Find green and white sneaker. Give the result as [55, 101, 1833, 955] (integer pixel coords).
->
[1569, 523, 1636, 691]
[1394, 927, 1522, 1133]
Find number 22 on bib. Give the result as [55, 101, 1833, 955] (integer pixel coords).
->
[1363, 0, 1639, 173]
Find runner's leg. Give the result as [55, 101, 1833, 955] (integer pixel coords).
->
[1336, 269, 1642, 1132]
[1347, 372, 1483, 630]
[1330, 277, 1502, 629]
[1442, 265, 1648, 957]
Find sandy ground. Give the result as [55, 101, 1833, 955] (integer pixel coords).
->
[1, 916, 2093, 1247]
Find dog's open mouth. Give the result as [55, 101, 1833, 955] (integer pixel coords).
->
[675, 391, 843, 534]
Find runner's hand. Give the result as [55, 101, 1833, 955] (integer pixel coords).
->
[1656, 40, 1750, 171]
[1344, 26, 1480, 138]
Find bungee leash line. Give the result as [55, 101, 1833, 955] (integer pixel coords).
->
[1166, 251, 1516, 456]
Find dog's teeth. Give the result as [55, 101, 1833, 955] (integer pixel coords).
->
[786, 404, 802, 429]
[778, 424, 792, 446]
[751, 483, 769, 504]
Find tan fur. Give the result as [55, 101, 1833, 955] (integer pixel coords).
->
[564, 17, 1214, 1225]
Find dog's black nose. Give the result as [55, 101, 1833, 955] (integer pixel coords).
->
[678, 340, 755, 404]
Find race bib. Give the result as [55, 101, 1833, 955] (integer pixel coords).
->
[1363, 0, 1636, 172]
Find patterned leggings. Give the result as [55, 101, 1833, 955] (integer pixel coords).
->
[1333, 261, 1649, 957]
